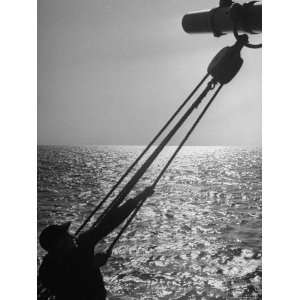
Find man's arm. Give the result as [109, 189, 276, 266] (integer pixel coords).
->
[79, 187, 154, 248]
[94, 252, 110, 268]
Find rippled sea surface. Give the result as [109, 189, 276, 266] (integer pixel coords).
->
[38, 145, 261, 300]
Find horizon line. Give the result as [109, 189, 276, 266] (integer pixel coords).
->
[37, 144, 262, 147]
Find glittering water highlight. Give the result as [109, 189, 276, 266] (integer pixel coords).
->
[38, 145, 261, 299]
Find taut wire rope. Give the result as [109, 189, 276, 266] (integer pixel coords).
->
[106, 82, 223, 254]
[91, 78, 216, 230]
[75, 73, 209, 235]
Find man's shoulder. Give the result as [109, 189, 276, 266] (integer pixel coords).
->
[39, 253, 70, 273]
[39, 252, 75, 283]
[39, 254, 52, 269]
[39, 254, 59, 274]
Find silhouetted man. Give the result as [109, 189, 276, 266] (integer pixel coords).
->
[38, 187, 153, 300]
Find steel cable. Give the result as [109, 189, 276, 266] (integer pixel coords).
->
[75, 74, 209, 235]
[106, 83, 223, 254]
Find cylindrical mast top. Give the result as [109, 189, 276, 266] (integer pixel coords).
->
[182, 2, 261, 36]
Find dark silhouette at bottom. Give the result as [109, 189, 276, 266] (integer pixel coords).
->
[38, 187, 154, 300]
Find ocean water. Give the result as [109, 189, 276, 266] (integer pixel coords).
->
[37, 145, 262, 299]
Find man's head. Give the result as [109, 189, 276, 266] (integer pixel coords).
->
[39, 222, 76, 253]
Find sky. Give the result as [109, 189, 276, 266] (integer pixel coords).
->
[38, 0, 261, 146]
